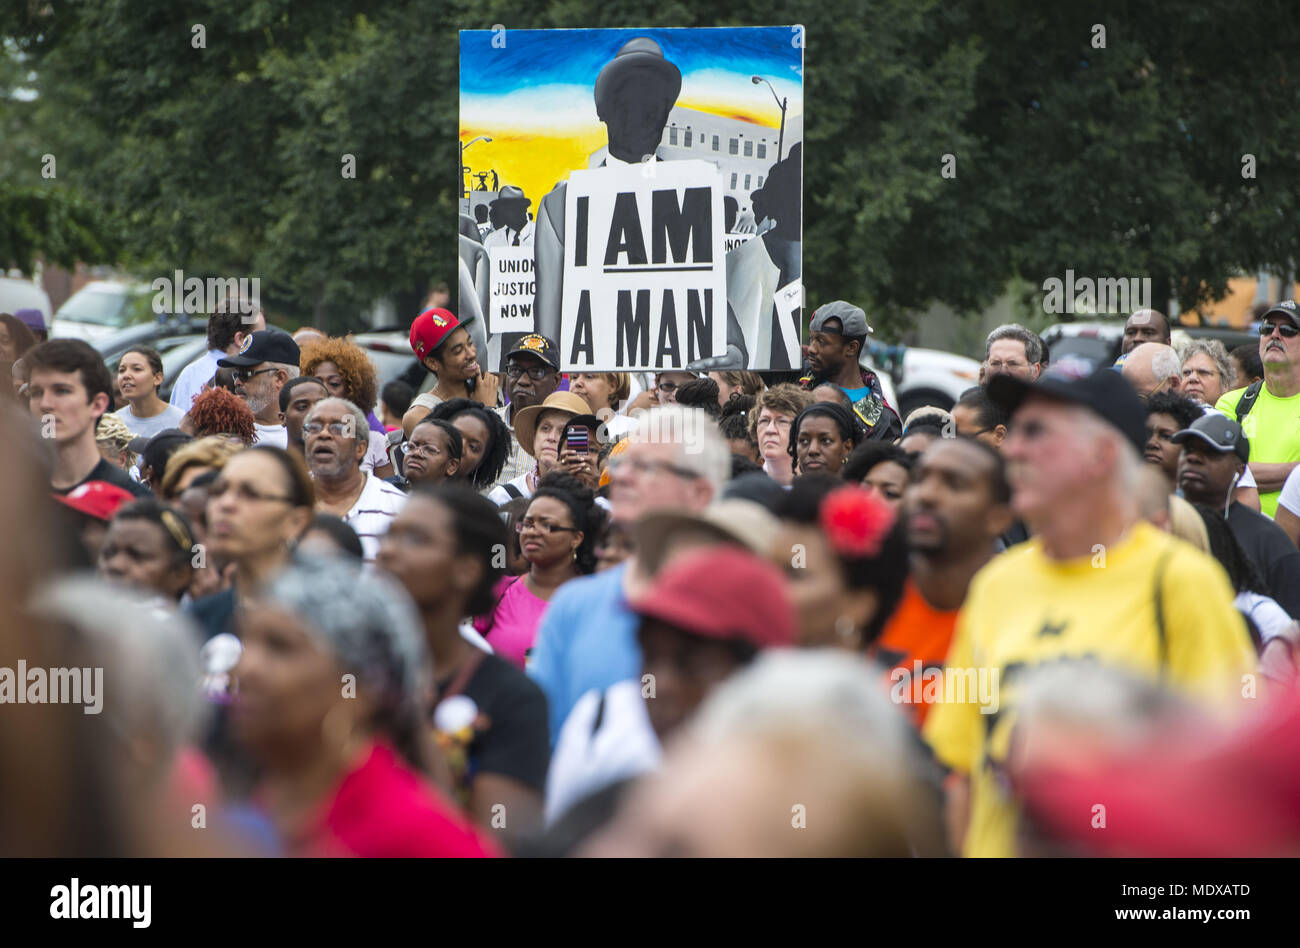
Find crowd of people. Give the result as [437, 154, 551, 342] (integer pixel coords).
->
[2, 293, 1298, 858]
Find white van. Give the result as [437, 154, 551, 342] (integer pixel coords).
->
[50, 281, 156, 342]
[0, 276, 53, 330]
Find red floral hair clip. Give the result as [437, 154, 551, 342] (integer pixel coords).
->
[820, 486, 896, 558]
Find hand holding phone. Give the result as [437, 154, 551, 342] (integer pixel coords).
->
[562, 424, 590, 455]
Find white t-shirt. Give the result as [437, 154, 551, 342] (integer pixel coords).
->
[362, 430, 392, 474]
[115, 403, 186, 438]
[544, 678, 661, 827]
[1235, 590, 1295, 642]
[169, 349, 224, 413]
[486, 471, 534, 506]
[341, 472, 408, 562]
[1276, 465, 1300, 517]
[253, 423, 288, 449]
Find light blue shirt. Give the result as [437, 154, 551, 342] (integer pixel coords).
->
[170, 348, 224, 413]
[528, 562, 642, 746]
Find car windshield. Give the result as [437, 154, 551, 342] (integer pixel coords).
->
[58, 287, 152, 327]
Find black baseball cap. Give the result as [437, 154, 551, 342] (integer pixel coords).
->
[505, 334, 560, 371]
[1171, 413, 1250, 464]
[1260, 300, 1300, 329]
[218, 329, 301, 369]
[130, 429, 193, 475]
[988, 367, 1147, 454]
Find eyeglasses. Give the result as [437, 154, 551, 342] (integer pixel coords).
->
[986, 360, 1028, 372]
[515, 518, 579, 535]
[302, 421, 354, 437]
[232, 367, 278, 384]
[401, 440, 446, 458]
[657, 381, 679, 394]
[208, 480, 294, 504]
[606, 455, 700, 480]
[1259, 323, 1299, 338]
[506, 363, 552, 381]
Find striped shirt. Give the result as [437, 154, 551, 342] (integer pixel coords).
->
[341, 472, 408, 562]
[492, 405, 530, 489]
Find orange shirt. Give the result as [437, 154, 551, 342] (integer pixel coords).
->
[872, 578, 959, 727]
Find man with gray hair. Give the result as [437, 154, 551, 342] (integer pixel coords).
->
[529, 405, 731, 743]
[925, 368, 1255, 857]
[303, 397, 406, 562]
[217, 329, 300, 448]
[1120, 341, 1182, 397]
[982, 324, 1046, 382]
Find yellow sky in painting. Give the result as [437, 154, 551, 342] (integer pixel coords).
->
[462, 102, 780, 210]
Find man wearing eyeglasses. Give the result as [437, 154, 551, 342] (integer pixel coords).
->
[493, 335, 563, 487]
[1214, 301, 1300, 518]
[217, 329, 301, 449]
[303, 397, 407, 562]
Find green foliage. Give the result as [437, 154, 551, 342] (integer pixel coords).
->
[3, 0, 1298, 337]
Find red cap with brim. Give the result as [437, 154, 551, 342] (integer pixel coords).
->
[409, 308, 461, 360]
[629, 544, 797, 650]
[53, 481, 137, 521]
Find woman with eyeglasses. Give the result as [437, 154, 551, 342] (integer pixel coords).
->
[400, 416, 462, 488]
[99, 499, 198, 604]
[750, 383, 815, 487]
[477, 472, 605, 669]
[188, 446, 315, 644]
[114, 346, 186, 438]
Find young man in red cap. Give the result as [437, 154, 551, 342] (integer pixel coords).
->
[543, 543, 796, 826]
[403, 308, 498, 434]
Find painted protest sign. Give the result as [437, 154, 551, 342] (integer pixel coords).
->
[459, 26, 804, 370]
[488, 246, 536, 334]
[561, 161, 727, 370]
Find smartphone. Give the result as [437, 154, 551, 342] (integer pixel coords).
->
[563, 424, 590, 455]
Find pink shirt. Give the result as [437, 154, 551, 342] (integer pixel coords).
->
[479, 576, 549, 670]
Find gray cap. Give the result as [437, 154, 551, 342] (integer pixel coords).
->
[810, 300, 872, 338]
[1170, 412, 1250, 464]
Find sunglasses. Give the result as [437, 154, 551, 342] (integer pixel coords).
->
[1259, 322, 1299, 338]
[232, 366, 278, 384]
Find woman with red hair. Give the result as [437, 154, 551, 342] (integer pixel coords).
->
[185, 388, 257, 446]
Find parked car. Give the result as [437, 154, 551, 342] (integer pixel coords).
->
[91, 316, 208, 365]
[0, 276, 53, 327]
[51, 281, 159, 343]
[1041, 321, 1124, 370]
[867, 342, 980, 419]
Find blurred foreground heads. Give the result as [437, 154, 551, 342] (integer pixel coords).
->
[584, 650, 943, 857]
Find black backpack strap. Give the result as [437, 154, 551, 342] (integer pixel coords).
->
[1153, 544, 1176, 675]
[1235, 380, 1263, 423]
[502, 482, 523, 500]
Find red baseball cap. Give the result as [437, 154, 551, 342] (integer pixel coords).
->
[629, 545, 797, 650]
[409, 308, 461, 360]
[53, 481, 137, 521]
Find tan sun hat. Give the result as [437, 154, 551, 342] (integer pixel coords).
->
[511, 391, 601, 458]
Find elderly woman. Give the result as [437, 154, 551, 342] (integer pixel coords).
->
[750, 383, 814, 486]
[1179, 338, 1237, 407]
[232, 555, 495, 857]
[99, 500, 198, 603]
[299, 335, 394, 478]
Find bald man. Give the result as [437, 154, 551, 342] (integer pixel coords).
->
[1121, 342, 1182, 397]
[1121, 309, 1171, 355]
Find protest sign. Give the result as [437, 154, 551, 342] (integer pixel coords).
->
[488, 246, 537, 335]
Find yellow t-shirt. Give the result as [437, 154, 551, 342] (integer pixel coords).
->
[922, 522, 1255, 858]
[1215, 384, 1300, 517]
